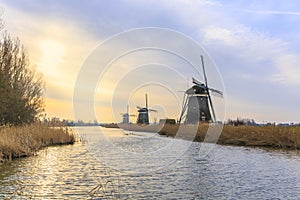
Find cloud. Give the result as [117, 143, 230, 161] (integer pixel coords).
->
[200, 25, 286, 61]
[1, 2, 100, 119]
[1, 0, 299, 122]
[201, 26, 240, 46]
[244, 9, 300, 16]
[152, 0, 300, 90]
[225, 96, 299, 123]
[272, 54, 300, 85]
[199, 24, 300, 89]
[45, 97, 73, 119]
[145, 0, 299, 89]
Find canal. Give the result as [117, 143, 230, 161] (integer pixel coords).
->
[1, 127, 300, 199]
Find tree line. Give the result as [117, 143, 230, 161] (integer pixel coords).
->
[0, 28, 44, 125]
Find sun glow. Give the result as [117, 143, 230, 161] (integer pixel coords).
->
[38, 39, 65, 78]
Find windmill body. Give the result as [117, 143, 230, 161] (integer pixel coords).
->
[137, 108, 149, 124]
[178, 55, 223, 124]
[120, 105, 135, 124]
[136, 94, 157, 125]
[185, 87, 212, 124]
[121, 113, 130, 124]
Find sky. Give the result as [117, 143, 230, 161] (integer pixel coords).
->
[1, 0, 300, 123]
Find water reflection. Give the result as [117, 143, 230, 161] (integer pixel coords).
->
[0, 127, 300, 199]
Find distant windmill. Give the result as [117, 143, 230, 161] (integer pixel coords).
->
[178, 55, 223, 124]
[120, 105, 135, 124]
[136, 94, 157, 125]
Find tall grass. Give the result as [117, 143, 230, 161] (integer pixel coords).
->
[0, 124, 75, 162]
[120, 123, 300, 149]
[220, 125, 300, 149]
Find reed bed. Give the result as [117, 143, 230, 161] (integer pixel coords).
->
[220, 125, 300, 149]
[120, 123, 300, 149]
[0, 124, 75, 162]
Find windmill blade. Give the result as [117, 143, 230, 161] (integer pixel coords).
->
[148, 108, 158, 112]
[209, 90, 223, 98]
[178, 92, 188, 123]
[201, 55, 208, 87]
[192, 77, 204, 85]
[145, 93, 148, 108]
[137, 106, 143, 110]
[207, 93, 216, 123]
[192, 77, 207, 90]
[208, 88, 223, 97]
[200, 55, 217, 122]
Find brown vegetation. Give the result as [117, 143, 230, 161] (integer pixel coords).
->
[0, 16, 75, 163]
[220, 125, 300, 149]
[0, 124, 75, 162]
[120, 123, 300, 149]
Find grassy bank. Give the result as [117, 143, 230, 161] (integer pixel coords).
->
[0, 124, 75, 162]
[119, 124, 300, 149]
[220, 125, 300, 149]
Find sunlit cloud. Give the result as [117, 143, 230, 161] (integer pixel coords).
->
[1, 0, 300, 122]
[45, 98, 73, 120]
[38, 39, 65, 78]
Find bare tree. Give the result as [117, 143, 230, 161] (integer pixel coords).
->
[0, 32, 44, 125]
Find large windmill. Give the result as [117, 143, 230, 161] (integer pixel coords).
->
[136, 94, 157, 125]
[120, 105, 135, 124]
[178, 55, 223, 124]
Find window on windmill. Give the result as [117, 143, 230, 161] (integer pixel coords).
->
[201, 112, 206, 121]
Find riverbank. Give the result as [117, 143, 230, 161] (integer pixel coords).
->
[119, 123, 300, 149]
[0, 124, 75, 162]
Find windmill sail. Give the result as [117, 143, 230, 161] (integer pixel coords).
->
[178, 55, 223, 124]
[136, 93, 157, 124]
[120, 104, 135, 124]
[201, 55, 216, 122]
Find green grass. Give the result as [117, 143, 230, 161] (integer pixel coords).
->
[0, 124, 75, 162]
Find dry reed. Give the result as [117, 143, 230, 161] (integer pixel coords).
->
[220, 125, 300, 148]
[120, 123, 300, 149]
[0, 124, 75, 162]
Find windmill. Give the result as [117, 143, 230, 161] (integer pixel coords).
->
[120, 105, 135, 124]
[136, 94, 157, 125]
[178, 55, 223, 124]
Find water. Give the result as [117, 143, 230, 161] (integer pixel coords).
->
[1, 127, 300, 199]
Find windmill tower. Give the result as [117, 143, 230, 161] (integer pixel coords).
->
[120, 105, 135, 124]
[136, 94, 157, 125]
[178, 55, 223, 124]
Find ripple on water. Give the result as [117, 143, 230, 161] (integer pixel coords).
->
[0, 127, 300, 199]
